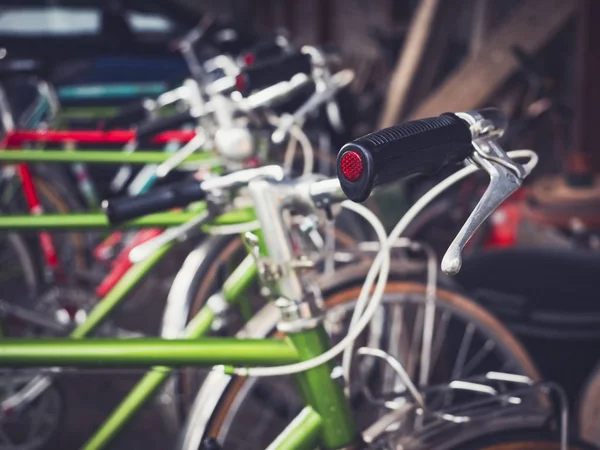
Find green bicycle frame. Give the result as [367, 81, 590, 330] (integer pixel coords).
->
[67, 206, 258, 337]
[0, 149, 216, 166]
[0, 208, 358, 449]
[0, 203, 259, 230]
[0, 328, 356, 450]
[0, 211, 198, 230]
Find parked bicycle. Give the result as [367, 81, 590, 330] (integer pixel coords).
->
[0, 108, 588, 449]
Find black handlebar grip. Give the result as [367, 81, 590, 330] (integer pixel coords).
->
[136, 110, 196, 143]
[235, 52, 312, 95]
[103, 180, 206, 225]
[102, 101, 152, 130]
[242, 39, 286, 66]
[337, 113, 473, 202]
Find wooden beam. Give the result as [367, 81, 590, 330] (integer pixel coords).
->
[408, 0, 576, 121]
[377, 0, 444, 128]
[470, 0, 492, 55]
[400, 0, 463, 121]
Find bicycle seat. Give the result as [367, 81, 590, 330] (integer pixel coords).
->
[0, 58, 43, 79]
[457, 247, 600, 337]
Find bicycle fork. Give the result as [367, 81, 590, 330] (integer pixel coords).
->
[17, 164, 64, 282]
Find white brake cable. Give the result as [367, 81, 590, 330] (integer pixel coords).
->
[221, 150, 538, 378]
[267, 114, 314, 176]
[229, 200, 390, 377]
[290, 124, 314, 176]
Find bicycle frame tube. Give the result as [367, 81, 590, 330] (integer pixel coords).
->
[53, 107, 129, 124]
[54, 108, 179, 130]
[0, 212, 195, 229]
[2, 130, 197, 146]
[70, 241, 174, 338]
[0, 338, 298, 367]
[2, 327, 354, 450]
[0, 205, 256, 230]
[286, 325, 357, 448]
[58, 83, 167, 101]
[15, 163, 62, 275]
[0, 150, 216, 165]
[69, 207, 258, 338]
[267, 407, 322, 450]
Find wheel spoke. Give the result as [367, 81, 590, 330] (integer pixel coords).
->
[407, 303, 424, 378]
[463, 340, 496, 376]
[430, 310, 452, 372]
[208, 286, 535, 450]
[451, 323, 476, 380]
[500, 358, 517, 373]
[383, 303, 406, 394]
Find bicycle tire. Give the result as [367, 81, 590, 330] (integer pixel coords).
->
[177, 262, 541, 450]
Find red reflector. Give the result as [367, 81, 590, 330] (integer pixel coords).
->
[235, 74, 247, 92]
[243, 53, 256, 66]
[340, 151, 364, 182]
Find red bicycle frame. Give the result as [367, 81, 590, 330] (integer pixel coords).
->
[1, 129, 196, 288]
[1, 130, 196, 147]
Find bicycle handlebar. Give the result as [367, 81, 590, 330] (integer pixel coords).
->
[103, 166, 285, 225]
[103, 179, 206, 225]
[105, 108, 495, 224]
[337, 113, 474, 202]
[241, 37, 289, 66]
[240, 74, 312, 111]
[235, 52, 312, 95]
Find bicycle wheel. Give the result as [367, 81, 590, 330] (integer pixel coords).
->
[0, 370, 64, 450]
[177, 263, 540, 450]
[0, 292, 65, 450]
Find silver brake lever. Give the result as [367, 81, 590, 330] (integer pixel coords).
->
[441, 136, 530, 275]
[156, 128, 209, 178]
